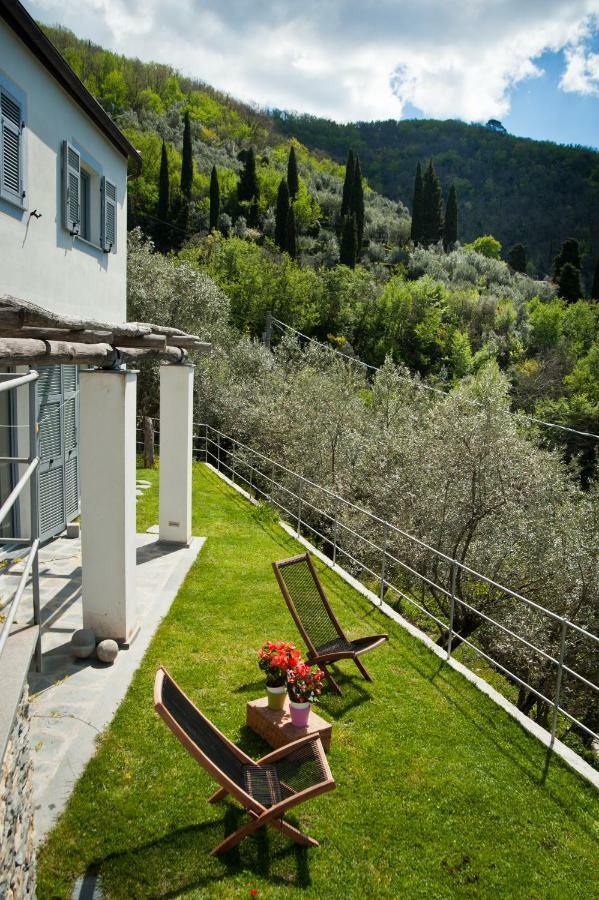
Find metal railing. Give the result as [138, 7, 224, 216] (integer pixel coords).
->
[137, 418, 599, 750]
[0, 371, 41, 670]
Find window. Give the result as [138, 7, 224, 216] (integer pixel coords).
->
[0, 85, 25, 208]
[62, 140, 117, 253]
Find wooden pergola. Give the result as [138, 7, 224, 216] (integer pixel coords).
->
[0, 294, 208, 647]
[0, 295, 211, 366]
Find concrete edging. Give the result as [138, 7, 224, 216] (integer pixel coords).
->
[207, 462, 599, 791]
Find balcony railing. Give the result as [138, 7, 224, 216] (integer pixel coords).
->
[137, 418, 598, 752]
[0, 370, 41, 669]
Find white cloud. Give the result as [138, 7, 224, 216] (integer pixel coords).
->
[25, 0, 599, 122]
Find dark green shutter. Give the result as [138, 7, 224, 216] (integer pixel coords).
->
[0, 88, 23, 205]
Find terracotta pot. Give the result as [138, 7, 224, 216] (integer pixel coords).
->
[289, 700, 311, 727]
[266, 684, 286, 710]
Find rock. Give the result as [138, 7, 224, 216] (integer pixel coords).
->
[71, 628, 96, 659]
[96, 639, 118, 664]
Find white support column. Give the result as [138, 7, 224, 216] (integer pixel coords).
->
[159, 363, 194, 545]
[80, 369, 137, 643]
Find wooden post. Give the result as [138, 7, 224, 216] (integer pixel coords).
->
[142, 416, 155, 468]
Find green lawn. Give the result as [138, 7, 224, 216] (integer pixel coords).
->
[37, 463, 599, 899]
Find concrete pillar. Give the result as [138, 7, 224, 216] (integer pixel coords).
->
[159, 364, 194, 545]
[80, 369, 137, 643]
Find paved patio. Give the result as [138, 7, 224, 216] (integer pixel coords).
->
[4, 528, 205, 844]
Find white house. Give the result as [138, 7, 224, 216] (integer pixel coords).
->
[0, 0, 140, 546]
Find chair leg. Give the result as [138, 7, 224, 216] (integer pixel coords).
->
[322, 664, 343, 696]
[208, 787, 228, 804]
[354, 657, 372, 682]
[211, 812, 268, 856]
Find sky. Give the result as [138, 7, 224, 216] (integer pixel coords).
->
[26, 0, 599, 149]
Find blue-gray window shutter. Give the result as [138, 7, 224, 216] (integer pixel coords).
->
[101, 176, 117, 252]
[62, 140, 81, 234]
[0, 88, 23, 205]
[37, 365, 80, 541]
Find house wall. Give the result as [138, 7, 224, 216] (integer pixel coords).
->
[0, 18, 128, 323]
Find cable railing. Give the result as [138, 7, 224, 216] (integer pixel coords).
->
[137, 418, 598, 750]
[0, 371, 41, 670]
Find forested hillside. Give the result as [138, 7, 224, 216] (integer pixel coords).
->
[272, 113, 599, 281]
[43, 24, 599, 484]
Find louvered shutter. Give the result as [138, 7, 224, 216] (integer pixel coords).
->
[0, 89, 23, 205]
[62, 140, 81, 234]
[63, 366, 80, 521]
[36, 365, 80, 541]
[37, 366, 65, 541]
[101, 176, 117, 252]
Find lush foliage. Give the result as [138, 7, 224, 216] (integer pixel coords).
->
[273, 113, 599, 283]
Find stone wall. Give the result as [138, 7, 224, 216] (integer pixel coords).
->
[0, 685, 36, 899]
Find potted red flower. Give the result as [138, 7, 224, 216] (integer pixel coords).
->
[258, 640, 303, 710]
[286, 662, 324, 726]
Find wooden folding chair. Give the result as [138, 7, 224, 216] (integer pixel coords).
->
[273, 552, 388, 695]
[154, 667, 335, 855]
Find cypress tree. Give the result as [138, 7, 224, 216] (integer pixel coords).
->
[274, 178, 290, 250]
[421, 159, 444, 246]
[209, 165, 220, 232]
[180, 111, 193, 199]
[410, 161, 424, 244]
[341, 149, 355, 220]
[156, 140, 170, 249]
[287, 144, 299, 200]
[351, 155, 365, 257]
[285, 204, 297, 259]
[507, 243, 527, 273]
[553, 238, 581, 279]
[340, 214, 358, 268]
[237, 147, 260, 225]
[591, 259, 599, 300]
[558, 262, 583, 303]
[443, 183, 458, 251]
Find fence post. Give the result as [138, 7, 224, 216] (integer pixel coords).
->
[296, 478, 303, 537]
[204, 423, 208, 463]
[28, 378, 42, 672]
[550, 618, 568, 747]
[332, 497, 339, 566]
[249, 460, 254, 498]
[379, 523, 389, 606]
[263, 310, 273, 350]
[446, 561, 457, 659]
[217, 430, 221, 472]
[231, 439, 236, 483]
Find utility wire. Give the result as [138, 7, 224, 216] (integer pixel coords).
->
[271, 316, 599, 441]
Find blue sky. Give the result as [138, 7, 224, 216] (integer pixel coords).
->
[28, 0, 599, 150]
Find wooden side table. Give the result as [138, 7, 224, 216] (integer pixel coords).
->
[246, 697, 332, 752]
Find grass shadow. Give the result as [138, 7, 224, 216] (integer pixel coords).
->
[79, 810, 312, 899]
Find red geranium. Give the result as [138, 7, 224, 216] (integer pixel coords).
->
[286, 663, 325, 704]
[258, 640, 303, 686]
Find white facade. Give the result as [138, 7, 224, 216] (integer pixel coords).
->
[0, 17, 128, 322]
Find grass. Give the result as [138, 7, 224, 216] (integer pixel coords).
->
[37, 463, 598, 898]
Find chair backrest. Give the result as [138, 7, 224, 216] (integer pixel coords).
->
[154, 668, 258, 808]
[272, 553, 345, 655]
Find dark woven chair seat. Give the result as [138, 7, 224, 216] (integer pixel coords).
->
[315, 637, 354, 656]
[242, 737, 328, 807]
